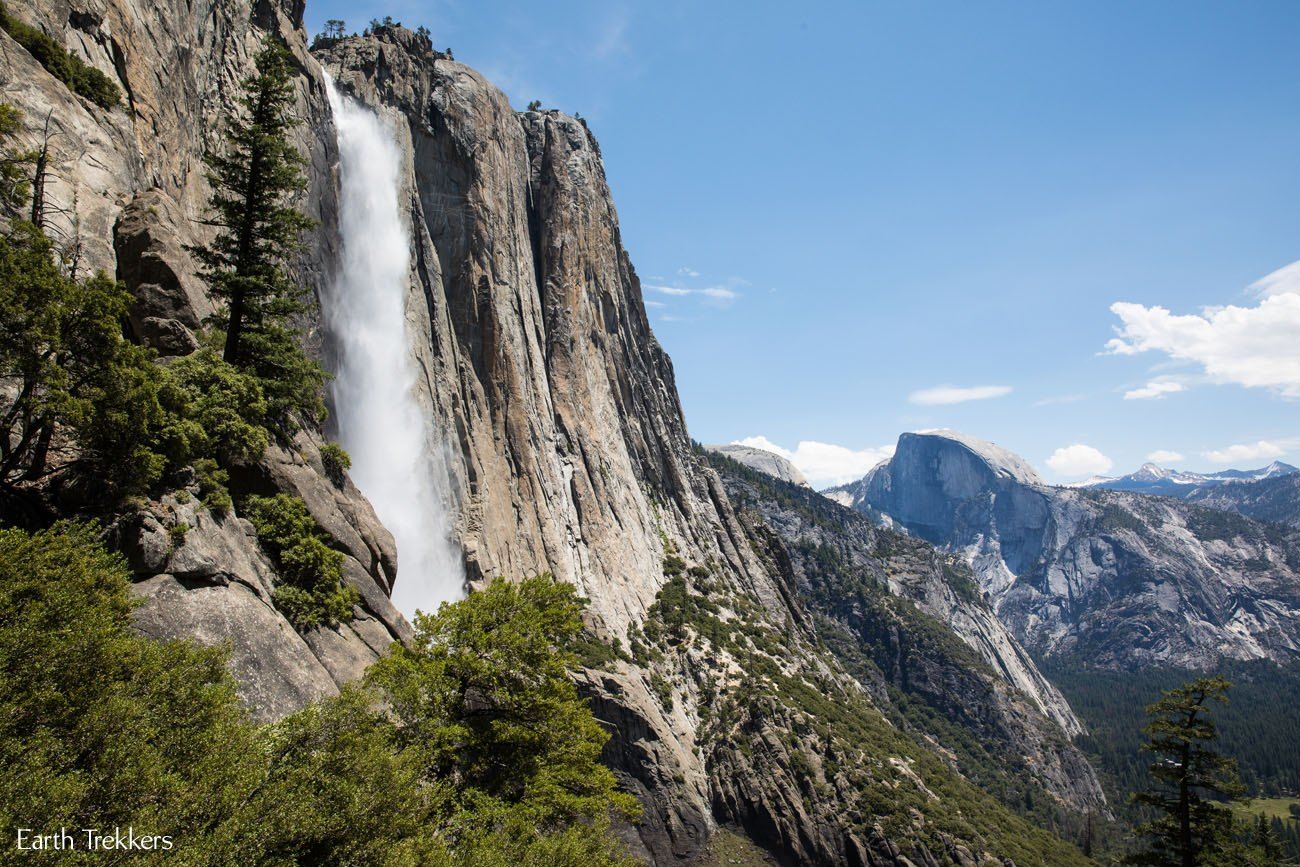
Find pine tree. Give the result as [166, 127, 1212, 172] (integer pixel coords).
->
[1127, 677, 1245, 867]
[194, 39, 324, 431]
[1248, 813, 1286, 864]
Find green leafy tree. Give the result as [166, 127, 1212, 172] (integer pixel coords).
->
[319, 441, 350, 487]
[194, 39, 325, 432]
[0, 220, 169, 500]
[1127, 677, 1246, 867]
[0, 103, 33, 218]
[0, 522, 266, 863]
[243, 493, 358, 630]
[155, 344, 269, 468]
[368, 575, 640, 865]
[1, 524, 637, 865]
[1248, 813, 1286, 865]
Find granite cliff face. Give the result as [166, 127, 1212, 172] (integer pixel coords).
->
[3, 7, 1106, 863]
[1, 0, 409, 720]
[833, 431, 1300, 670]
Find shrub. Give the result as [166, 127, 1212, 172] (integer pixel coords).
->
[0, 3, 120, 108]
[243, 494, 358, 630]
[0, 523, 262, 851]
[193, 458, 232, 514]
[157, 346, 269, 468]
[0, 525, 639, 864]
[368, 575, 640, 864]
[319, 441, 350, 488]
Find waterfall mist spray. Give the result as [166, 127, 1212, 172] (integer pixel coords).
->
[323, 74, 464, 617]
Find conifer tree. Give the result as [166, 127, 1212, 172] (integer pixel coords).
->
[194, 39, 324, 431]
[1127, 677, 1245, 867]
[1248, 813, 1286, 864]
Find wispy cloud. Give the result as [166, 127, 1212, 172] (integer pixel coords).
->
[644, 272, 744, 310]
[1123, 378, 1187, 400]
[909, 384, 1013, 406]
[735, 435, 895, 488]
[1249, 260, 1300, 299]
[1147, 449, 1185, 463]
[591, 6, 631, 61]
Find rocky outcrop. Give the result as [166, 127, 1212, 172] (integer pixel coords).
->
[834, 431, 1300, 670]
[5, 8, 1101, 862]
[2, 0, 405, 718]
[706, 444, 810, 487]
[315, 28, 1096, 865]
[708, 450, 1105, 815]
[108, 430, 409, 720]
[1184, 471, 1300, 529]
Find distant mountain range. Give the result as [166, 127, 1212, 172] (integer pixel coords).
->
[1074, 460, 1298, 497]
[824, 430, 1300, 670]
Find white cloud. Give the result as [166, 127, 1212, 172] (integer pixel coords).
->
[1123, 379, 1187, 400]
[1105, 268, 1300, 398]
[908, 384, 1013, 406]
[734, 436, 895, 488]
[1147, 449, 1185, 463]
[646, 283, 741, 307]
[677, 266, 701, 278]
[644, 299, 666, 308]
[1248, 260, 1300, 298]
[1202, 440, 1286, 464]
[1046, 444, 1114, 478]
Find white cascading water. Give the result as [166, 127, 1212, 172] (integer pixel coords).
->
[323, 74, 464, 618]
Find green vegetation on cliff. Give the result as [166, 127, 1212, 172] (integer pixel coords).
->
[0, 523, 636, 865]
[243, 493, 359, 630]
[635, 550, 1094, 866]
[193, 39, 325, 431]
[0, 3, 121, 109]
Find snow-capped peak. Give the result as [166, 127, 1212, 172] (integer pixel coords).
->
[1132, 463, 1171, 481]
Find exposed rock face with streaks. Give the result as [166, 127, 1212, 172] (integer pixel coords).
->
[1, 0, 405, 721]
[4, 6, 1109, 862]
[833, 430, 1300, 669]
[707, 450, 1105, 813]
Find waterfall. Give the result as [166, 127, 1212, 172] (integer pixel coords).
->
[323, 74, 464, 618]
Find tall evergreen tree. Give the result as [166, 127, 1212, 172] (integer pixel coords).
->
[1248, 813, 1286, 865]
[194, 39, 324, 430]
[1127, 677, 1245, 867]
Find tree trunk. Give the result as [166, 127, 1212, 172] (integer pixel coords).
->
[1180, 741, 1193, 867]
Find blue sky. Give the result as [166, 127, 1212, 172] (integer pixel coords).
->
[309, 0, 1300, 486]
